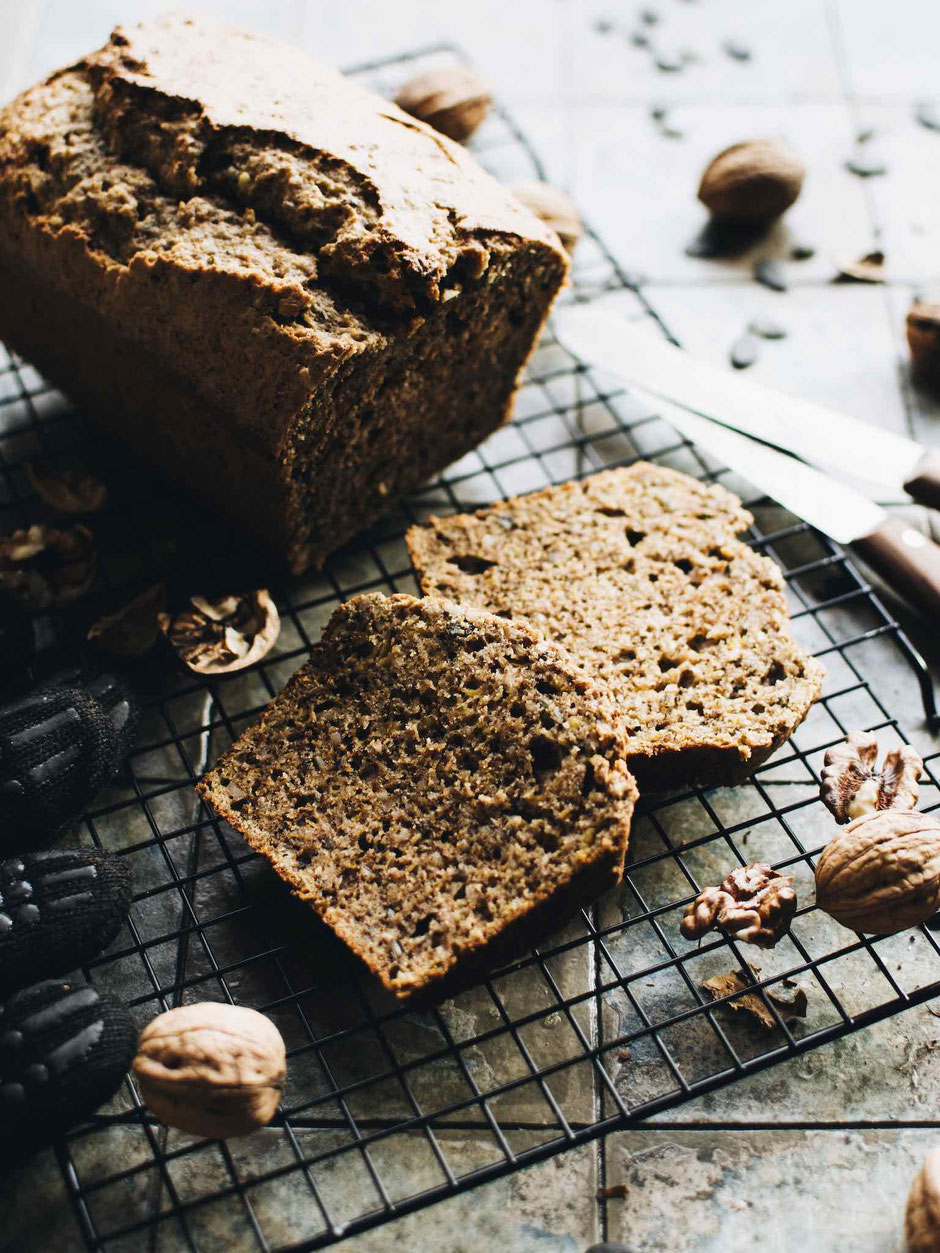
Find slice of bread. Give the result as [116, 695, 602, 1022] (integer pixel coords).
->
[407, 463, 824, 790]
[197, 594, 637, 1000]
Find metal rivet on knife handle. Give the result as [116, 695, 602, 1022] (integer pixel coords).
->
[852, 517, 940, 623]
[902, 450, 940, 513]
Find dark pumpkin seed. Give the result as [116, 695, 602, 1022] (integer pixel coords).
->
[730, 334, 760, 369]
[723, 40, 752, 61]
[748, 318, 787, 340]
[754, 259, 788, 292]
[654, 51, 684, 72]
[790, 242, 816, 261]
[916, 102, 940, 132]
[846, 152, 887, 177]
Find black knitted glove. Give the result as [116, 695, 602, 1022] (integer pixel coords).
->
[0, 674, 140, 839]
[0, 848, 132, 996]
[0, 979, 137, 1161]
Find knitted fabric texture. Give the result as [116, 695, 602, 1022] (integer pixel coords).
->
[0, 673, 140, 836]
[0, 848, 132, 995]
[0, 979, 137, 1160]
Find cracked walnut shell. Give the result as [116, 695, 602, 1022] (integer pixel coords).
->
[133, 1002, 286, 1139]
[680, 862, 797, 948]
[159, 591, 280, 675]
[820, 731, 922, 823]
[906, 1148, 940, 1253]
[394, 65, 491, 142]
[815, 809, 940, 935]
[698, 139, 805, 223]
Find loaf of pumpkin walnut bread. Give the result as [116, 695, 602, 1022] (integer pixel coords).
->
[0, 15, 567, 573]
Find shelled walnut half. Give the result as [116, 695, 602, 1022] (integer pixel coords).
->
[680, 863, 797, 949]
[0, 523, 96, 608]
[820, 730, 922, 823]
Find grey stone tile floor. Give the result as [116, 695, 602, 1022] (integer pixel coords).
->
[3, 1, 940, 1250]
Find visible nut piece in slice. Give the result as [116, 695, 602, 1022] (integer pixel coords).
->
[159, 591, 280, 675]
[27, 459, 107, 514]
[680, 862, 797, 948]
[0, 523, 96, 608]
[698, 139, 805, 223]
[510, 182, 583, 254]
[394, 65, 491, 142]
[815, 809, 940, 935]
[906, 1147, 940, 1253]
[907, 300, 940, 388]
[133, 1002, 286, 1139]
[820, 730, 922, 823]
[701, 966, 808, 1030]
[88, 584, 166, 657]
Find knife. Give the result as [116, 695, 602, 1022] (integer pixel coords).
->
[554, 304, 940, 511]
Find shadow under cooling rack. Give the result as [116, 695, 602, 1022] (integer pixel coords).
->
[1, 43, 938, 1253]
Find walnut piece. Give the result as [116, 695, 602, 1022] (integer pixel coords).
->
[680, 862, 797, 948]
[906, 1148, 940, 1253]
[815, 809, 940, 935]
[701, 966, 808, 1030]
[133, 1002, 286, 1139]
[159, 591, 280, 675]
[835, 249, 885, 283]
[907, 300, 940, 388]
[88, 584, 166, 657]
[510, 182, 583, 254]
[698, 139, 805, 223]
[0, 523, 96, 608]
[820, 730, 922, 823]
[394, 64, 491, 142]
[27, 459, 107, 514]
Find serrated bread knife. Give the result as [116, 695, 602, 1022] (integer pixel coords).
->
[553, 307, 940, 624]
[554, 304, 940, 510]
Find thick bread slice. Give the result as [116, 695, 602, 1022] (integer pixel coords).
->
[197, 594, 636, 1000]
[406, 464, 824, 790]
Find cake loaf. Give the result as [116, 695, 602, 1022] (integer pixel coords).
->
[0, 16, 567, 573]
[197, 594, 637, 1000]
[407, 463, 825, 790]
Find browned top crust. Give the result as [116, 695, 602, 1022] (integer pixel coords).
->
[0, 15, 565, 453]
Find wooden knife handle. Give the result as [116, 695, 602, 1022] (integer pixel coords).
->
[903, 450, 940, 513]
[852, 516, 940, 623]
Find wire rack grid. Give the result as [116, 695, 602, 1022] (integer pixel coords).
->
[2, 43, 940, 1253]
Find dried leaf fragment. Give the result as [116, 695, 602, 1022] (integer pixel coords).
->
[394, 64, 491, 142]
[906, 1147, 940, 1253]
[702, 966, 808, 1030]
[820, 730, 922, 823]
[0, 523, 96, 609]
[510, 182, 583, 254]
[680, 862, 797, 948]
[88, 584, 166, 657]
[835, 249, 885, 283]
[159, 591, 280, 675]
[27, 460, 107, 514]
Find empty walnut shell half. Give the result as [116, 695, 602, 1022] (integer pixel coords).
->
[88, 584, 166, 657]
[698, 139, 805, 223]
[907, 1147, 940, 1253]
[394, 64, 491, 142]
[0, 523, 96, 609]
[510, 182, 583, 254]
[907, 300, 940, 388]
[133, 1002, 286, 1139]
[820, 730, 922, 823]
[27, 460, 107, 514]
[680, 862, 797, 949]
[159, 591, 280, 675]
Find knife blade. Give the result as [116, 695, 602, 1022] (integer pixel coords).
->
[554, 304, 940, 510]
[612, 384, 940, 624]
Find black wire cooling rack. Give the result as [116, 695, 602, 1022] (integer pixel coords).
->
[3, 43, 940, 1253]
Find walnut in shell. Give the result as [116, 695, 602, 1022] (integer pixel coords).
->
[815, 809, 940, 934]
[394, 64, 491, 142]
[510, 182, 583, 254]
[159, 591, 280, 675]
[27, 460, 107, 514]
[906, 1148, 940, 1253]
[0, 523, 96, 609]
[133, 1002, 286, 1139]
[698, 139, 805, 223]
[820, 730, 922, 823]
[88, 584, 166, 657]
[907, 300, 940, 388]
[680, 862, 796, 948]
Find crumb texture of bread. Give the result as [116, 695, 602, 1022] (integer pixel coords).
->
[197, 594, 636, 1000]
[406, 463, 825, 790]
[0, 15, 567, 572]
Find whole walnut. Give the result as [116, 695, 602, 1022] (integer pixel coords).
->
[133, 1003, 286, 1138]
[698, 139, 805, 223]
[510, 182, 583, 254]
[815, 809, 940, 935]
[394, 65, 491, 142]
[906, 1148, 940, 1252]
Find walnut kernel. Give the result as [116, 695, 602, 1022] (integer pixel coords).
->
[680, 862, 796, 948]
